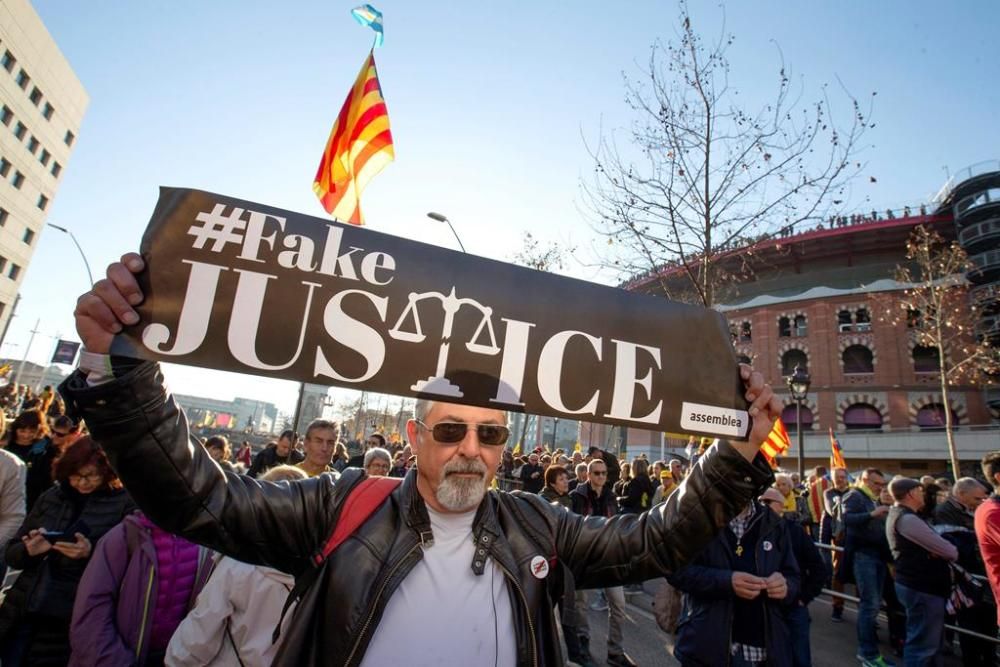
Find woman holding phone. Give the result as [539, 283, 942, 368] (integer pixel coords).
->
[0, 437, 135, 666]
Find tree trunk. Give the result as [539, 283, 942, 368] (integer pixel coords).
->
[939, 343, 960, 477]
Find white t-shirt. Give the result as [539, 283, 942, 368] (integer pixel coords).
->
[359, 505, 518, 666]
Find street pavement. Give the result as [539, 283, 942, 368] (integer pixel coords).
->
[570, 585, 974, 666]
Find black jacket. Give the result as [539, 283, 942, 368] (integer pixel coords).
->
[0, 483, 134, 665]
[25, 437, 59, 511]
[519, 464, 545, 494]
[247, 445, 304, 478]
[570, 481, 619, 518]
[785, 517, 826, 604]
[669, 504, 800, 667]
[61, 361, 773, 667]
[618, 474, 654, 514]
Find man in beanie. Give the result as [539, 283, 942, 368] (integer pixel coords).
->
[886, 476, 958, 666]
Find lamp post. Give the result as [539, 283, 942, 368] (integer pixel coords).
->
[426, 212, 467, 253]
[47, 224, 94, 285]
[786, 364, 811, 480]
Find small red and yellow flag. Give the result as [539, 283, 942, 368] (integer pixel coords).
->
[829, 427, 847, 470]
[313, 50, 394, 225]
[759, 417, 791, 468]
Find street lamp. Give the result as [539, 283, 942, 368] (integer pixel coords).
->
[47, 223, 94, 285]
[786, 364, 811, 480]
[426, 212, 467, 253]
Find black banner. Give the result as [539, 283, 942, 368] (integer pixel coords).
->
[112, 187, 751, 440]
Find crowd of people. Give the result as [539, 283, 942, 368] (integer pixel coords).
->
[0, 369, 999, 666]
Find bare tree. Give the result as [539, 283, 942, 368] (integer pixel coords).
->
[509, 233, 575, 451]
[584, 1, 874, 306]
[889, 226, 998, 475]
[511, 232, 573, 273]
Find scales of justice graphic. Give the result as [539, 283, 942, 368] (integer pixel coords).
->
[388, 288, 500, 397]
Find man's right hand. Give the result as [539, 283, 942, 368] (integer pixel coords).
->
[870, 505, 890, 519]
[74, 253, 145, 353]
[731, 571, 764, 600]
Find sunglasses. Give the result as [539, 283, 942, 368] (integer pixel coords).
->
[415, 420, 510, 446]
[590, 470, 607, 477]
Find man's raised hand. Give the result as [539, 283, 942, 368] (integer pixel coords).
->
[74, 253, 145, 354]
[733, 364, 782, 462]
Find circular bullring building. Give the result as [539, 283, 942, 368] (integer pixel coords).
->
[583, 161, 1000, 477]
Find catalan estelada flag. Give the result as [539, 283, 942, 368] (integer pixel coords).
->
[313, 51, 394, 225]
[759, 417, 791, 468]
[829, 427, 847, 470]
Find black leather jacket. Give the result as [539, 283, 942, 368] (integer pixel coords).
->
[61, 361, 773, 666]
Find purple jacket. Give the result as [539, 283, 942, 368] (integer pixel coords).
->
[69, 513, 214, 666]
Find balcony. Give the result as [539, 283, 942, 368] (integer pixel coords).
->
[971, 283, 1000, 312]
[987, 386, 1000, 411]
[977, 313, 1000, 341]
[970, 249, 1000, 281]
[958, 216, 1000, 253]
[955, 187, 1000, 222]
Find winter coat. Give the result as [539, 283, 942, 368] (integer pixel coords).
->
[618, 474, 654, 514]
[24, 437, 59, 511]
[246, 447, 304, 478]
[61, 360, 774, 667]
[0, 483, 135, 666]
[670, 504, 800, 667]
[839, 488, 890, 584]
[539, 486, 571, 510]
[570, 481, 619, 518]
[69, 513, 214, 666]
[0, 450, 25, 567]
[166, 556, 295, 666]
[784, 517, 827, 604]
[518, 464, 545, 494]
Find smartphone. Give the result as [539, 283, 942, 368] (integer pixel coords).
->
[41, 531, 78, 543]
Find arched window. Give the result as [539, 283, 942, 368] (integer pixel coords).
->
[837, 309, 853, 332]
[781, 404, 814, 433]
[912, 346, 940, 373]
[916, 404, 951, 430]
[843, 345, 874, 374]
[794, 315, 808, 337]
[737, 354, 752, 365]
[740, 321, 752, 342]
[781, 349, 808, 376]
[843, 403, 883, 431]
[778, 317, 791, 337]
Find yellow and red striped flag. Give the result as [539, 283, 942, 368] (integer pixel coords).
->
[829, 427, 847, 470]
[759, 417, 791, 468]
[313, 50, 394, 225]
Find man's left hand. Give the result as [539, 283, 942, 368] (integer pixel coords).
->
[731, 364, 782, 462]
[764, 571, 787, 600]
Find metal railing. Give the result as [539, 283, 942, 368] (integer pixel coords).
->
[813, 541, 999, 644]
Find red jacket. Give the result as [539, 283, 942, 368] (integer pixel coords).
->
[974, 497, 1000, 624]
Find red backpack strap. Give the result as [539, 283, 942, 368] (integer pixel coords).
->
[312, 476, 401, 565]
[273, 475, 402, 645]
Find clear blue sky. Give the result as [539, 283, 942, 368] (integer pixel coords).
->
[7, 0, 998, 417]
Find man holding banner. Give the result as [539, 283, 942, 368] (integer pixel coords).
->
[63, 250, 782, 666]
